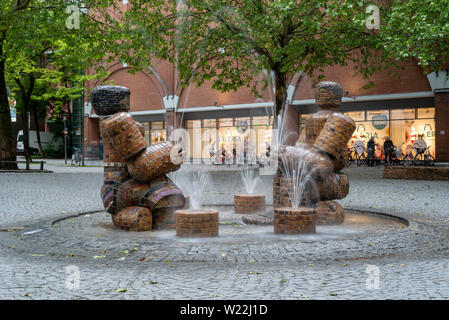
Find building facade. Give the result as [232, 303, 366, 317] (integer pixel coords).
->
[77, 1, 449, 163]
[53, 0, 446, 163]
[81, 55, 449, 163]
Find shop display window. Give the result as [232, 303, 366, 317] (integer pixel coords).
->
[219, 118, 233, 127]
[252, 116, 270, 126]
[417, 107, 435, 119]
[344, 108, 435, 158]
[202, 119, 216, 128]
[143, 122, 150, 145]
[345, 111, 365, 122]
[184, 116, 272, 163]
[186, 120, 201, 128]
[391, 109, 415, 120]
[150, 121, 166, 145]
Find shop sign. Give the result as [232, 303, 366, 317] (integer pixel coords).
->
[372, 115, 388, 130]
[237, 120, 248, 134]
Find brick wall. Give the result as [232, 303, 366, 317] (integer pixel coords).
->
[383, 166, 449, 181]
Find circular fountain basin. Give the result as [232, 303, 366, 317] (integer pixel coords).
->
[53, 206, 407, 244]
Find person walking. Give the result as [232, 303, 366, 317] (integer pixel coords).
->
[367, 136, 376, 167]
[232, 138, 237, 165]
[383, 136, 395, 166]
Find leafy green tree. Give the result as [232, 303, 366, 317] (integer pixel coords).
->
[0, 0, 33, 169]
[381, 0, 449, 72]
[0, 0, 113, 167]
[110, 0, 385, 128]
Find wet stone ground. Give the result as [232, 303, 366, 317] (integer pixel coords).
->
[1, 164, 449, 299]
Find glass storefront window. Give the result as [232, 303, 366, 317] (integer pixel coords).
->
[391, 109, 415, 120]
[298, 114, 310, 134]
[395, 119, 435, 157]
[345, 111, 365, 122]
[296, 107, 436, 159]
[150, 121, 166, 145]
[183, 116, 272, 163]
[187, 125, 202, 161]
[219, 118, 233, 127]
[202, 119, 216, 128]
[252, 116, 269, 126]
[417, 107, 435, 119]
[143, 122, 150, 145]
[151, 121, 164, 130]
[187, 120, 201, 128]
[343, 108, 436, 158]
[367, 110, 389, 121]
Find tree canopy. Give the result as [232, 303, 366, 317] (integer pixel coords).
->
[108, 0, 385, 122]
[0, 0, 113, 166]
[381, 0, 449, 72]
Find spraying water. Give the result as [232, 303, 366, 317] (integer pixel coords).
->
[240, 166, 261, 195]
[168, 168, 209, 210]
[279, 145, 318, 209]
[190, 170, 209, 210]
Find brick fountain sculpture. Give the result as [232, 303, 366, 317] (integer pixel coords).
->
[91, 85, 186, 231]
[272, 81, 356, 234]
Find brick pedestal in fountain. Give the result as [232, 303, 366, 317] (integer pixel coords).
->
[175, 209, 219, 237]
[274, 207, 316, 234]
[112, 206, 152, 231]
[315, 201, 345, 225]
[234, 194, 266, 214]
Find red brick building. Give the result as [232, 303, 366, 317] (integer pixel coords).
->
[82, 57, 449, 163]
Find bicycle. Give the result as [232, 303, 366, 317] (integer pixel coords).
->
[352, 141, 366, 167]
[355, 148, 367, 167]
[413, 146, 435, 166]
[398, 144, 414, 166]
[346, 147, 354, 167]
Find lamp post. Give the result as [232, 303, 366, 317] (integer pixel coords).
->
[63, 114, 68, 164]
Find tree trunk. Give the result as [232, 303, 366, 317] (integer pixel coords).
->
[15, 76, 35, 163]
[20, 106, 31, 163]
[272, 68, 288, 143]
[33, 105, 45, 157]
[0, 46, 18, 170]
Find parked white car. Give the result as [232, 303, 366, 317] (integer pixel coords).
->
[16, 130, 62, 155]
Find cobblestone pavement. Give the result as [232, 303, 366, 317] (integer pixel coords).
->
[1, 165, 449, 299]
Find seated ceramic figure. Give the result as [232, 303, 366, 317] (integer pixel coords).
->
[274, 81, 355, 208]
[91, 85, 185, 231]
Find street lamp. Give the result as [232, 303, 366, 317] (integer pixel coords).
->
[63, 114, 68, 164]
